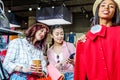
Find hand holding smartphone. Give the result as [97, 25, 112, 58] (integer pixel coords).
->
[69, 53, 75, 59]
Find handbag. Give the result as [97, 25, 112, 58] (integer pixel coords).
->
[0, 0, 10, 29]
[47, 63, 64, 80]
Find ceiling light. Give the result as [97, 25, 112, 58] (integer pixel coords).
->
[37, 7, 41, 10]
[36, 5, 72, 25]
[52, 6, 54, 8]
[29, 7, 32, 11]
[8, 9, 11, 13]
[25, 22, 27, 25]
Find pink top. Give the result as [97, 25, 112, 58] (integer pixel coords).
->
[47, 41, 76, 73]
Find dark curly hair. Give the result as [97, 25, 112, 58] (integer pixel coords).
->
[91, 0, 120, 26]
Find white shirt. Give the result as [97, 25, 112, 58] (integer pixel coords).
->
[54, 52, 63, 63]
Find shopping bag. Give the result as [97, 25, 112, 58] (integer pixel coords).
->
[0, 49, 7, 62]
[27, 73, 52, 80]
[47, 63, 64, 80]
[36, 76, 51, 80]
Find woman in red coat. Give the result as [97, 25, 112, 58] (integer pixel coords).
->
[74, 0, 120, 80]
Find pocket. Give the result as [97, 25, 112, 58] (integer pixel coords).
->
[10, 73, 27, 80]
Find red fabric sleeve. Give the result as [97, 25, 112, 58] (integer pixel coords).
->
[74, 40, 86, 80]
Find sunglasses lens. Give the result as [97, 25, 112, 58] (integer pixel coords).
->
[57, 55, 60, 63]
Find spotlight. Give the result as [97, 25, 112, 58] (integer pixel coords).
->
[8, 9, 11, 13]
[29, 7, 32, 11]
[37, 7, 41, 10]
[52, 6, 54, 9]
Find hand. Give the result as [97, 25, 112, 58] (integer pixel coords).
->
[30, 64, 42, 73]
[30, 64, 37, 72]
[30, 64, 45, 77]
[66, 58, 74, 66]
[21, 67, 31, 73]
[56, 63, 63, 70]
[15, 66, 30, 73]
[78, 34, 86, 42]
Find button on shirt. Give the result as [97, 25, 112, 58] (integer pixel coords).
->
[74, 25, 120, 80]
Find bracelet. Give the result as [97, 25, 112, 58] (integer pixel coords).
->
[19, 66, 23, 72]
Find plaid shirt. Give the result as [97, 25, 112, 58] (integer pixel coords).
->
[3, 38, 47, 74]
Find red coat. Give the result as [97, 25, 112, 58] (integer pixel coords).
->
[74, 25, 120, 80]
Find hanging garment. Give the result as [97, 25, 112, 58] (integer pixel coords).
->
[0, 0, 10, 29]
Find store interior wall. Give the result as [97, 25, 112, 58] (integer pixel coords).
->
[63, 12, 91, 33]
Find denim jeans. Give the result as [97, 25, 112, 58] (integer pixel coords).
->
[10, 73, 27, 80]
[64, 72, 73, 80]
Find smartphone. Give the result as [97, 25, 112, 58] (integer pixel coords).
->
[69, 53, 75, 59]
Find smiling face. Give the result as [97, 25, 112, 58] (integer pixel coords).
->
[35, 28, 47, 41]
[98, 0, 116, 20]
[51, 27, 64, 44]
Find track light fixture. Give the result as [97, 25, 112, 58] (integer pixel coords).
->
[36, 4, 72, 25]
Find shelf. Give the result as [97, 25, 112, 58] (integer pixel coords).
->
[0, 28, 22, 35]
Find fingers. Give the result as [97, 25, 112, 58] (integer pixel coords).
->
[37, 66, 42, 73]
[66, 58, 74, 65]
[78, 34, 86, 42]
[36, 72, 46, 78]
[56, 63, 62, 70]
[29, 65, 45, 77]
[30, 64, 42, 73]
[30, 64, 37, 72]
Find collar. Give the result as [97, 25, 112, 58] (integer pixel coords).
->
[87, 25, 107, 41]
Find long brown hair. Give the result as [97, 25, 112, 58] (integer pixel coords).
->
[25, 23, 49, 50]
